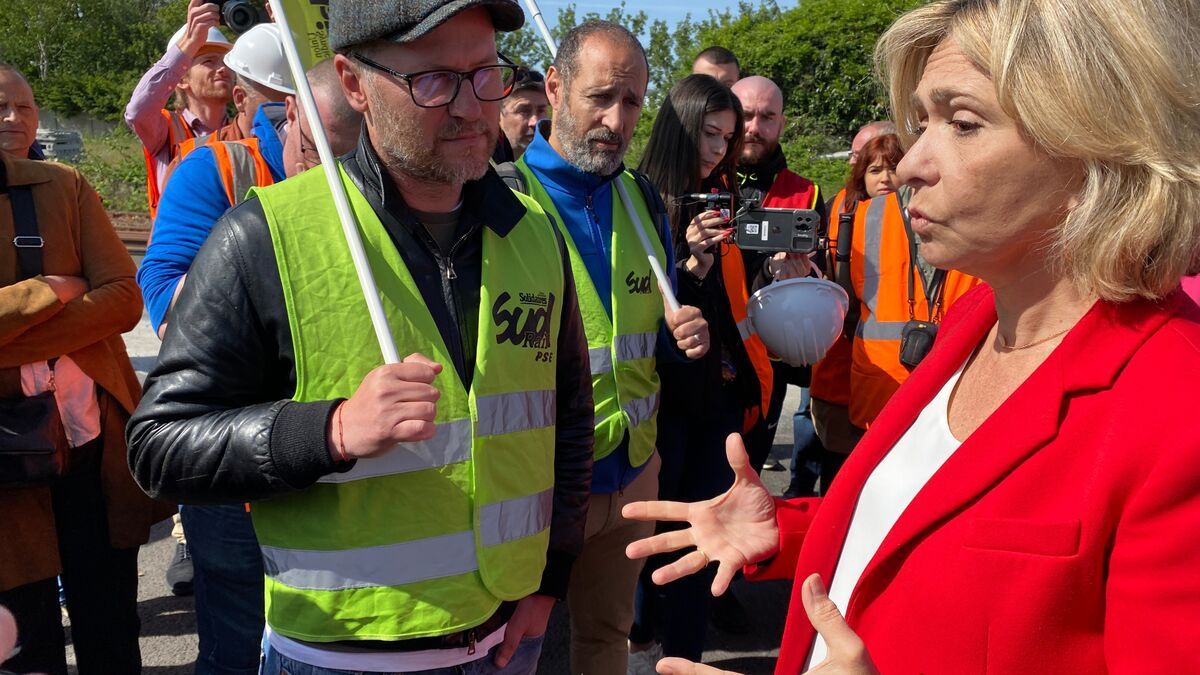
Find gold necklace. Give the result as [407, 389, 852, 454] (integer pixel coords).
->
[995, 326, 1071, 351]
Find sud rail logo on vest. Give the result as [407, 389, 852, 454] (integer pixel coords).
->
[625, 270, 652, 295]
[493, 291, 556, 361]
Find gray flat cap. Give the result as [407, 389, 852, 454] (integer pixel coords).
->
[329, 0, 525, 52]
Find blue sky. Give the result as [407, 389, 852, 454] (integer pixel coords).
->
[531, 0, 800, 30]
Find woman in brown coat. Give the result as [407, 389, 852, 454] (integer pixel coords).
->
[0, 148, 173, 674]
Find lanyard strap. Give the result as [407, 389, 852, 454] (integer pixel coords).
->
[3, 161, 44, 280]
[899, 200, 946, 322]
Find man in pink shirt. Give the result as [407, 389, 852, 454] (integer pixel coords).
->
[124, 0, 232, 215]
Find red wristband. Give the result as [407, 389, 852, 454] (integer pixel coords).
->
[334, 403, 349, 463]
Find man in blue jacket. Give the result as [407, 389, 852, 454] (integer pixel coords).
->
[515, 20, 709, 675]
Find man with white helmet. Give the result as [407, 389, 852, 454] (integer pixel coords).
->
[125, 0, 234, 216]
[172, 22, 296, 157]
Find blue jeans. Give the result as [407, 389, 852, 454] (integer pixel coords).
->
[259, 634, 545, 675]
[790, 388, 822, 493]
[181, 503, 266, 675]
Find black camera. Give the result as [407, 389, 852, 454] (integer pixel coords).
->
[218, 0, 268, 34]
[899, 320, 938, 368]
[680, 192, 822, 254]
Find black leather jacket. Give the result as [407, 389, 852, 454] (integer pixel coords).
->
[127, 131, 594, 599]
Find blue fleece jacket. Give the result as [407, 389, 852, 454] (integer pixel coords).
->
[520, 123, 677, 493]
[138, 103, 286, 333]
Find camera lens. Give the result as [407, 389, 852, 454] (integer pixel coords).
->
[222, 0, 260, 34]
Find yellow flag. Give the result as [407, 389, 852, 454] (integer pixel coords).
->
[276, 0, 332, 71]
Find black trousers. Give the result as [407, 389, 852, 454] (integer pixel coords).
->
[744, 362, 795, 473]
[0, 440, 141, 675]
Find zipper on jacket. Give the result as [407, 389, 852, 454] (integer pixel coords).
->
[410, 222, 470, 383]
[467, 629, 477, 655]
[584, 193, 604, 256]
[446, 224, 480, 375]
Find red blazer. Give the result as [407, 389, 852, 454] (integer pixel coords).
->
[750, 284, 1200, 674]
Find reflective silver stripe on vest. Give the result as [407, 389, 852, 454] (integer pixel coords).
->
[262, 531, 478, 590]
[224, 142, 258, 206]
[855, 196, 900, 341]
[261, 490, 553, 591]
[475, 389, 556, 437]
[855, 319, 907, 340]
[167, 113, 188, 146]
[589, 347, 613, 375]
[614, 332, 656, 362]
[623, 391, 660, 427]
[737, 317, 755, 341]
[317, 419, 472, 484]
[480, 488, 553, 547]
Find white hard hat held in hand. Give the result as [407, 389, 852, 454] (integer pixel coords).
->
[223, 23, 296, 95]
[747, 278, 849, 366]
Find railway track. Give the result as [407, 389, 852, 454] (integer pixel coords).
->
[110, 211, 150, 257]
[116, 227, 148, 257]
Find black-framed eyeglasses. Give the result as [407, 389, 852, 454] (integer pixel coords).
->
[352, 52, 519, 108]
[297, 124, 320, 165]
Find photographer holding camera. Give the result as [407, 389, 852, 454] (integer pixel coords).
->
[125, 0, 234, 217]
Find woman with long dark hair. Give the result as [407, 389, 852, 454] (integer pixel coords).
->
[627, 74, 764, 670]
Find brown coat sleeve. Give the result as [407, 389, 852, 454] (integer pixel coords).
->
[0, 278, 62, 345]
[0, 168, 141, 367]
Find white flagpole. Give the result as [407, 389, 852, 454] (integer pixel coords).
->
[519, 0, 681, 312]
[267, 0, 401, 364]
[521, 0, 558, 59]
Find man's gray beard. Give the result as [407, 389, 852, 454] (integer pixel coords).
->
[367, 86, 493, 185]
[554, 99, 627, 176]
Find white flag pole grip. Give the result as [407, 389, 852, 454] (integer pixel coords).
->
[518, 0, 682, 313]
[267, 0, 401, 364]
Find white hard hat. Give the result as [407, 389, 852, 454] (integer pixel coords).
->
[746, 278, 849, 366]
[222, 24, 296, 95]
[168, 25, 233, 55]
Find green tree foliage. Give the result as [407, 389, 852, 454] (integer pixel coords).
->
[695, 0, 922, 142]
[0, 0, 190, 120]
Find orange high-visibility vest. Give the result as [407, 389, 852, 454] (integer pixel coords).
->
[719, 242, 775, 431]
[209, 138, 274, 207]
[142, 110, 197, 218]
[847, 192, 980, 428]
[147, 138, 273, 248]
[730, 168, 821, 429]
[809, 188, 852, 407]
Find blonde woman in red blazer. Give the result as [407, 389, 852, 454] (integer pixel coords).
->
[623, 0, 1200, 673]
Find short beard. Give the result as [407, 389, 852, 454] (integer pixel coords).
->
[554, 96, 627, 176]
[740, 133, 779, 167]
[366, 81, 495, 186]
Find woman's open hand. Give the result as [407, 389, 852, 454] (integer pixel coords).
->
[624, 433, 778, 596]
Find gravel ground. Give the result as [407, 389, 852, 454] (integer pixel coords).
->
[59, 312, 804, 674]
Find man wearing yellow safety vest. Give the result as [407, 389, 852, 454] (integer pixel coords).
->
[125, 0, 234, 217]
[128, 2, 595, 674]
[515, 20, 711, 675]
[135, 59, 360, 675]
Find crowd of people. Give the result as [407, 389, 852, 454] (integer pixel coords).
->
[1, 0, 1198, 674]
